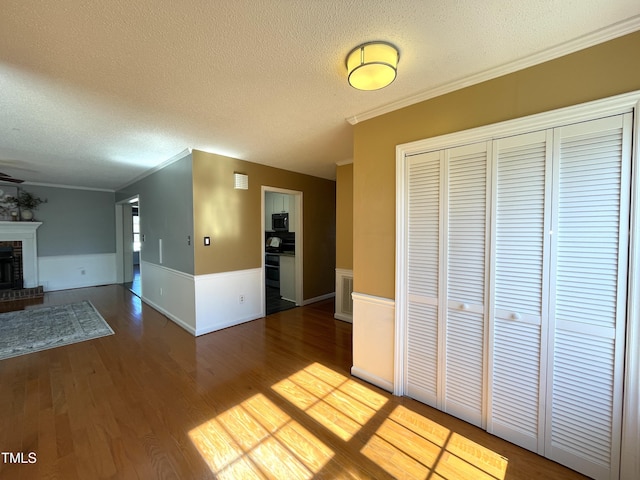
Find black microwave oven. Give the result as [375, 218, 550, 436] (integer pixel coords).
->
[272, 213, 289, 231]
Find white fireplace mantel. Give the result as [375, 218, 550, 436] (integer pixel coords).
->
[0, 221, 42, 288]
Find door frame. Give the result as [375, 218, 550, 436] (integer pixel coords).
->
[261, 186, 304, 309]
[115, 195, 139, 286]
[395, 91, 640, 479]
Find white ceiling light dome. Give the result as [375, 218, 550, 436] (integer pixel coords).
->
[346, 41, 400, 91]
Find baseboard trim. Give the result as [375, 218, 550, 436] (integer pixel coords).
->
[195, 314, 263, 337]
[334, 312, 353, 323]
[142, 295, 196, 336]
[302, 292, 335, 305]
[351, 366, 394, 393]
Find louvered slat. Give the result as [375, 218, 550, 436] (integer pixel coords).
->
[551, 331, 615, 468]
[489, 130, 548, 453]
[447, 145, 487, 305]
[547, 114, 630, 480]
[406, 302, 438, 404]
[407, 153, 440, 299]
[492, 320, 541, 441]
[444, 143, 487, 427]
[406, 151, 440, 405]
[444, 309, 484, 425]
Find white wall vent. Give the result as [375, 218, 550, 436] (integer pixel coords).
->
[335, 268, 353, 323]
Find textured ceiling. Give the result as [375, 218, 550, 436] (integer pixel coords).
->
[1, 0, 639, 190]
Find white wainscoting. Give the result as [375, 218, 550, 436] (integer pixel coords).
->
[140, 262, 264, 337]
[140, 260, 196, 334]
[194, 268, 263, 336]
[38, 253, 117, 291]
[351, 292, 395, 392]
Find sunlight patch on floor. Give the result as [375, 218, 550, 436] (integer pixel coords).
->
[271, 362, 389, 441]
[190, 362, 508, 479]
[188, 393, 334, 479]
[362, 405, 508, 480]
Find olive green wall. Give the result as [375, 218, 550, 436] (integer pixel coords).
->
[336, 163, 353, 270]
[353, 31, 640, 299]
[192, 150, 336, 300]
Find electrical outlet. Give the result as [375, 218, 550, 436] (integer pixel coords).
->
[239, 295, 245, 304]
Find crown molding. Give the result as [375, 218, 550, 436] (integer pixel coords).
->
[336, 159, 353, 166]
[346, 16, 640, 125]
[116, 148, 192, 191]
[18, 181, 115, 192]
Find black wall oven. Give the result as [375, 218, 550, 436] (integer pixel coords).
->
[265, 253, 280, 288]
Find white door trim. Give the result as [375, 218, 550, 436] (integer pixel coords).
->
[621, 99, 640, 480]
[261, 186, 304, 312]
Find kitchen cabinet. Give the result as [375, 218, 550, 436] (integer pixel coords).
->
[278, 193, 289, 213]
[264, 192, 279, 230]
[265, 192, 296, 232]
[268, 193, 288, 213]
[280, 255, 295, 302]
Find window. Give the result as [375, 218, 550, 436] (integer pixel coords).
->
[132, 207, 140, 252]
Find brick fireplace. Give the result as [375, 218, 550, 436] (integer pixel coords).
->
[0, 241, 23, 290]
[0, 221, 43, 301]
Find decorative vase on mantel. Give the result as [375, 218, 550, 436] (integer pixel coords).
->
[7, 191, 47, 222]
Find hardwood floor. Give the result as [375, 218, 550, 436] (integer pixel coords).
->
[265, 286, 296, 315]
[123, 265, 141, 298]
[0, 285, 588, 479]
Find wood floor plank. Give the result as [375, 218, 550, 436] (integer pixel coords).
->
[0, 285, 589, 480]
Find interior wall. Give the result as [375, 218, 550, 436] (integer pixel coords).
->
[353, 30, 640, 299]
[8, 184, 119, 290]
[336, 163, 353, 270]
[23, 185, 116, 256]
[192, 150, 336, 301]
[116, 153, 195, 275]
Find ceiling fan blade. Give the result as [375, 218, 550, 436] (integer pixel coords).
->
[0, 173, 24, 183]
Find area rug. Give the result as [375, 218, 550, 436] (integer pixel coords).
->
[0, 301, 114, 361]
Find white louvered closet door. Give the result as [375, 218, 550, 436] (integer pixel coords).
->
[487, 130, 551, 453]
[546, 114, 631, 480]
[443, 142, 490, 427]
[405, 150, 442, 406]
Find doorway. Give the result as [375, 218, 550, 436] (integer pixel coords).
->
[262, 187, 303, 315]
[115, 196, 141, 297]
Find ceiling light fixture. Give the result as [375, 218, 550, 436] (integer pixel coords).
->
[346, 41, 399, 91]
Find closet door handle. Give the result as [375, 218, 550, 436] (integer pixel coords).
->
[461, 303, 469, 310]
[511, 312, 521, 320]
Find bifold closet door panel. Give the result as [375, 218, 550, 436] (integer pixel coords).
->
[546, 113, 631, 480]
[443, 142, 489, 427]
[488, 130, 551, 453]
[405, 150, 442, 406]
